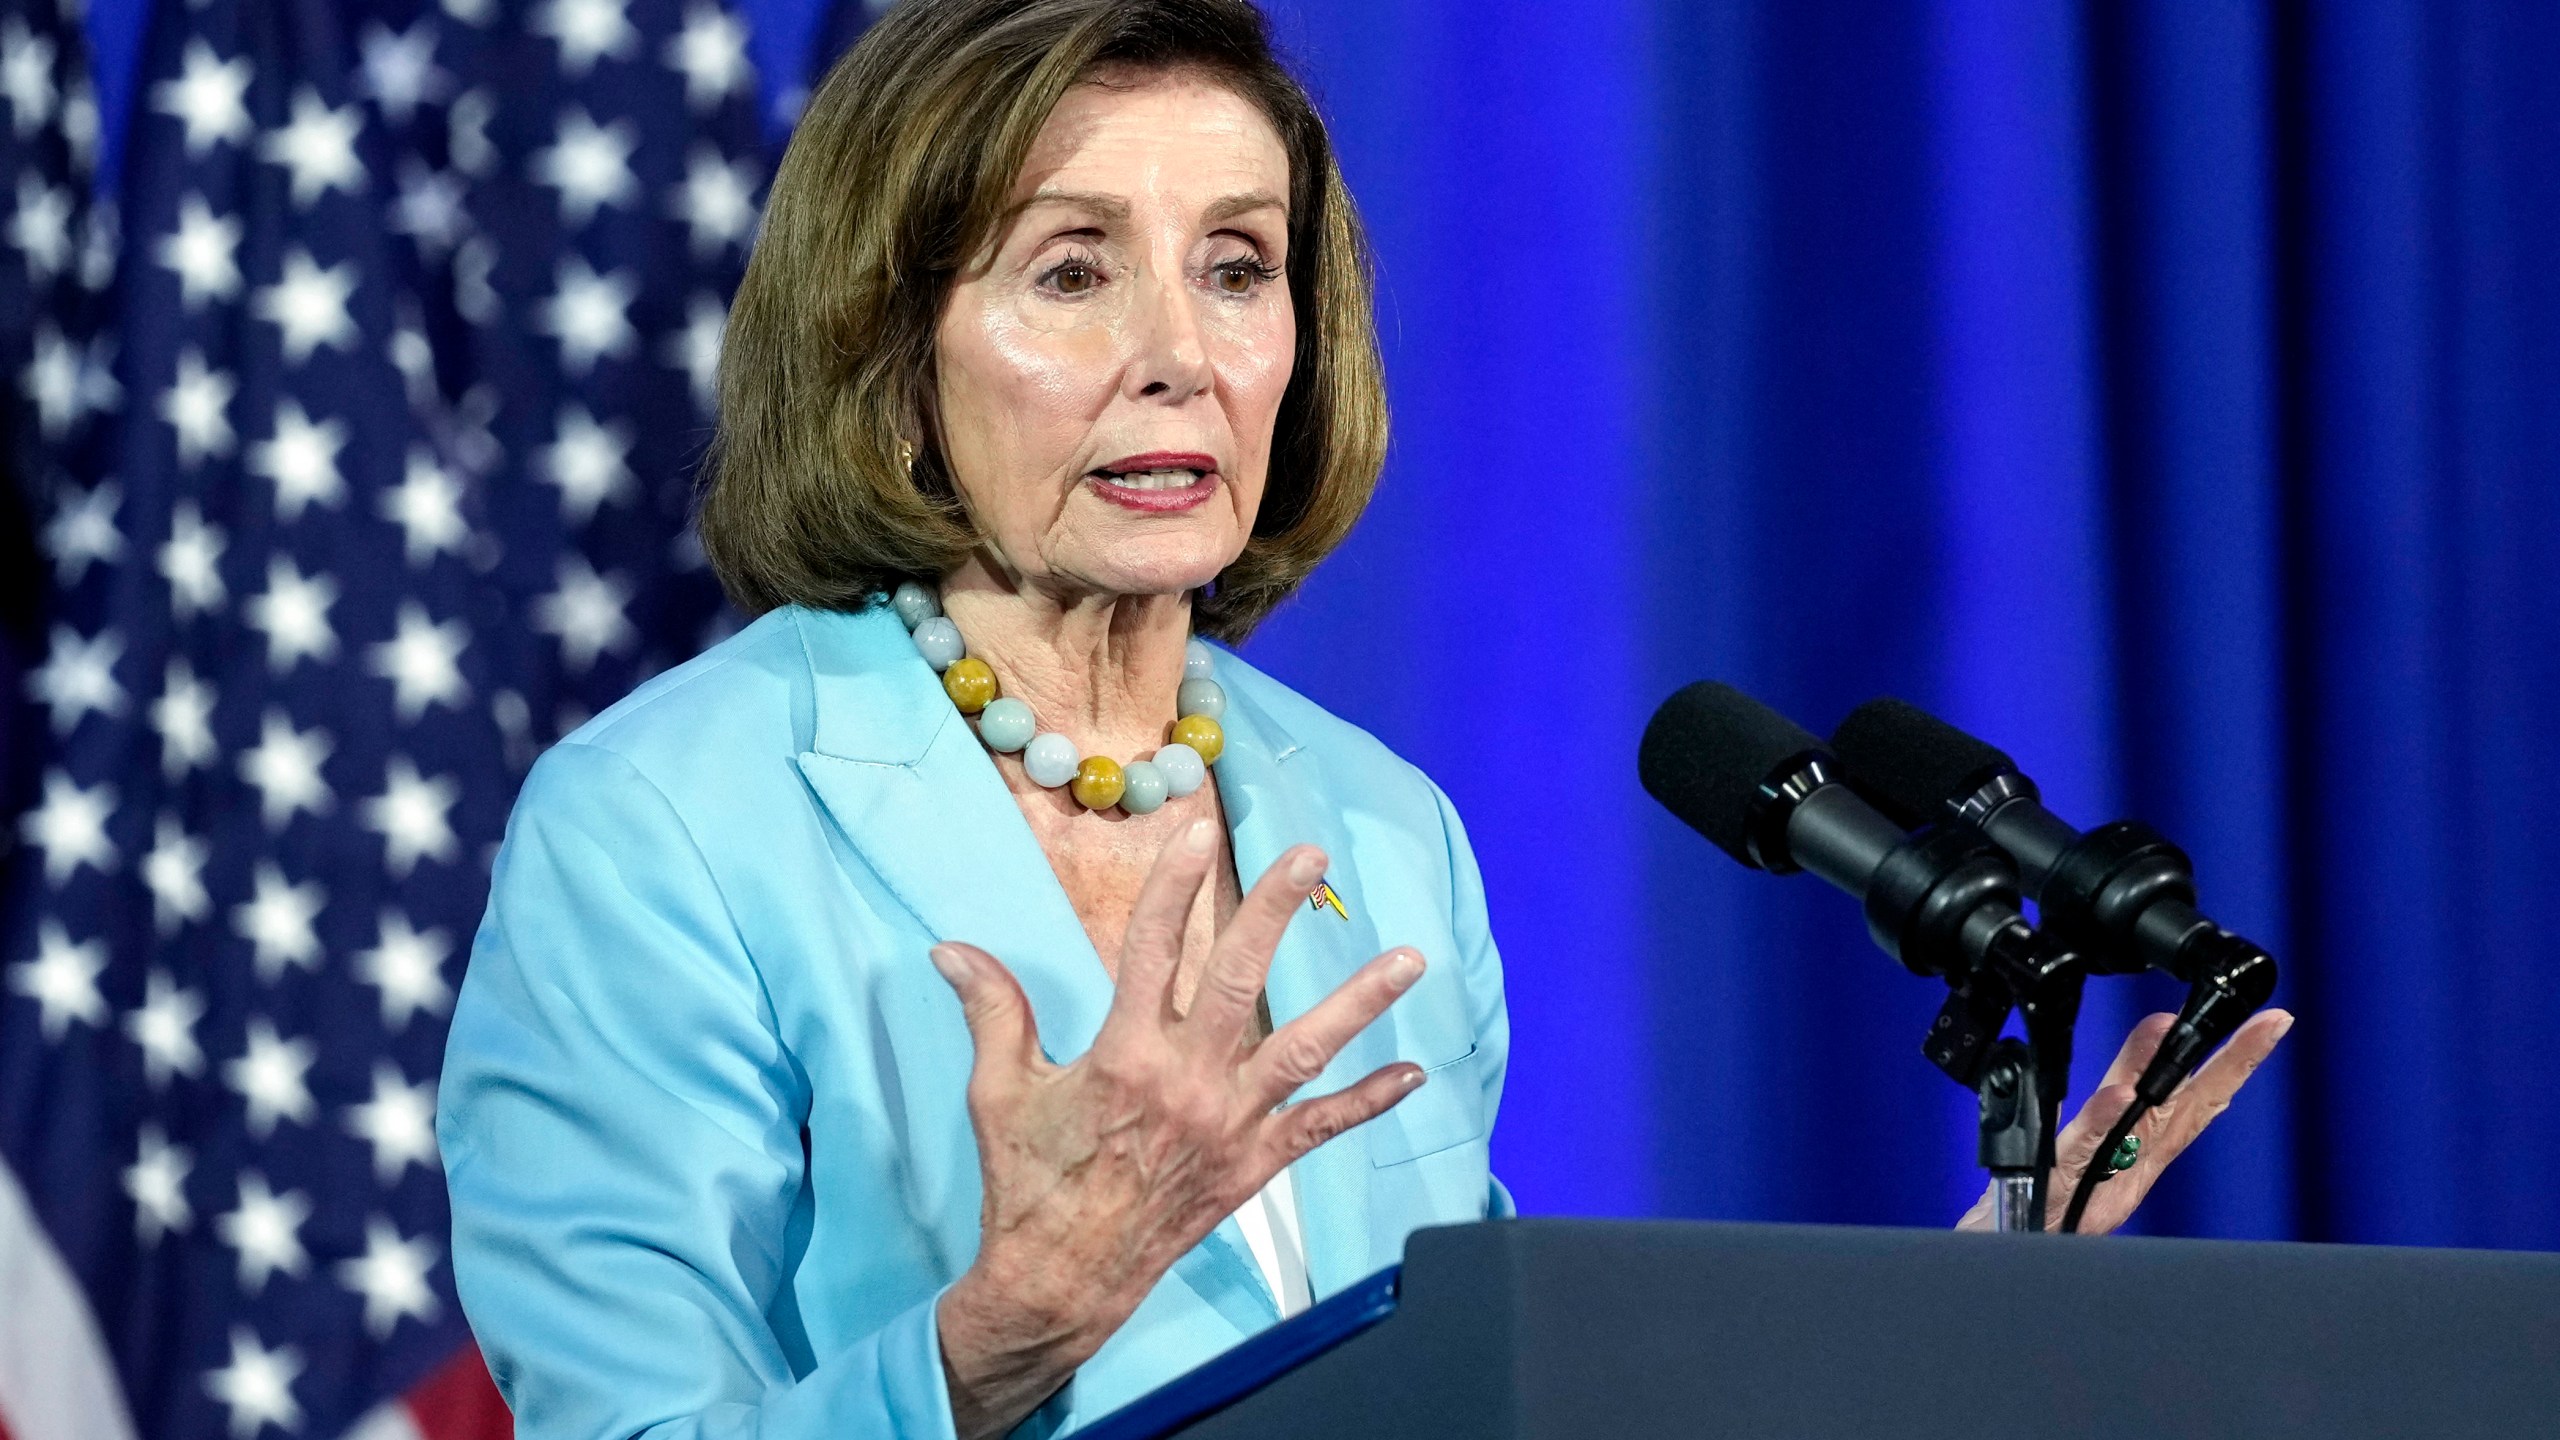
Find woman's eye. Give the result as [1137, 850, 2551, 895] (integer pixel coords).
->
[1212, 259, 1274, 295]
[1050, 261, 1100, 295]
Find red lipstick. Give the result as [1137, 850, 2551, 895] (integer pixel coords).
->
[1086, 451, 1223, 513]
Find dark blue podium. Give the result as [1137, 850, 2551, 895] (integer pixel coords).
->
[1079, 1219, 2560, 1439]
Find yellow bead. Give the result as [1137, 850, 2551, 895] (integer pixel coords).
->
[1169, 713, 1224, 765]
[1070, 755, 1126, 810]
[942, 657, 997, 714]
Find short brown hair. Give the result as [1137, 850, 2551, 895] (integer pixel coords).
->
[698, 0, 1388, 642]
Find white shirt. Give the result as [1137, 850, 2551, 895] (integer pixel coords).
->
[1229, 1166, 1312, 1317]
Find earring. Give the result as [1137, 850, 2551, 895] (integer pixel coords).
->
[897, 438, 915, 479]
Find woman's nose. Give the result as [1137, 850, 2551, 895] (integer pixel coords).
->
[1126, 264, 1212, 401]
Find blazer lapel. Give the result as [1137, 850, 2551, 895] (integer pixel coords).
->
[789, 608, 1115, 1064]
[1213, 678, 1398, 1300]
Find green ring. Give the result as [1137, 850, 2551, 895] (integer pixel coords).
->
[2103, 1134, 2143, 1178]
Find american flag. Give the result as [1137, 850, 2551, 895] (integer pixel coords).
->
[0, 0, 801, 1435]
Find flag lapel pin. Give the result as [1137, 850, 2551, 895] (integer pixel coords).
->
[1308, 880, 1349, 921]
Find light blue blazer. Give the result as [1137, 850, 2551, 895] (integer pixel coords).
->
[438, 603, 1511, 1439]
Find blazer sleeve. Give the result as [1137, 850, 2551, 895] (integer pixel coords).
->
[1428, 778, 1515, 1219]
[437, 741, 959, 1440]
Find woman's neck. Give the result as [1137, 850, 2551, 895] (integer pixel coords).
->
[937, 560, 1195, 760]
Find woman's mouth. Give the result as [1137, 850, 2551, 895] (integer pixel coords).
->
[1087, 452, 1222, 512]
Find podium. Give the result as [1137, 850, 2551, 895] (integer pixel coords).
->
[1079, 1219, 2560, 1439]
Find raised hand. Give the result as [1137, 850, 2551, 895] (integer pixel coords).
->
[928, 818, 1427, 1438]
[1958, 1008, 2295, 1235]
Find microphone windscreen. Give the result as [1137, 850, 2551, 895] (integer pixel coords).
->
[1639, 681, 1824, 867]
[1830, 698, 2019, 828]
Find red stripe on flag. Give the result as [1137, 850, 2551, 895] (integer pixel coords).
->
[403, 1343, 509, 1440]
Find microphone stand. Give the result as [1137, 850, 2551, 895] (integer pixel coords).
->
[1925, 923, 2085, 1233]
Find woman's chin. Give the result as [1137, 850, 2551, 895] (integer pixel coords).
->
[1050, 532, 1242, 601]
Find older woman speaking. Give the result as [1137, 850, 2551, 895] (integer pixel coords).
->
[437, 2, 2286, 1437]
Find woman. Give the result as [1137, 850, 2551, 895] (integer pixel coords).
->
[438, 2, 2289, 1437]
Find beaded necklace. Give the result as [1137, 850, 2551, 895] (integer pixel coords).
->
[891, 582, 1226, 815]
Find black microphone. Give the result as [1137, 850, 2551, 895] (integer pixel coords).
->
[1639, 682, 2041, 995]
[1829, 698, 2278, 1105]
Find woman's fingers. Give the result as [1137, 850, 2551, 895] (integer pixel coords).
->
[2043, 1081, 2140, 1233]
[1105, 818, 1222, 1032]
[2150, 1009, 2295, 1158]
[1264, 1062, 1426, 1163]
[2044, 1009, 2295, 1234]
[930, 942, 1047, 1095]
[1243, 949, 1426, 1107]
[1186, 845, 1328, 1044]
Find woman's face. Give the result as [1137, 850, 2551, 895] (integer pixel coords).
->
[934, 69, 1295, 602]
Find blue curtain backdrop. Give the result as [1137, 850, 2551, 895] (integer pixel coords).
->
[60, 0, 2560, 1249]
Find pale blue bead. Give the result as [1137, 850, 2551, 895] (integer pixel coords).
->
[976, 697, 1035, 753]
[1023, 733, 1080, 788]
[890, 582, 940, 630]
[1119, 760, 1169, 814]
[911, 616, 963, 671]
[1184, 638, 1216, 680]
[1176, 677, 1226, 720]
[1153, 742, 1206, 797]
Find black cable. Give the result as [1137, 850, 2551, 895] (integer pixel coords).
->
[2060, 1101, 2150, 1234]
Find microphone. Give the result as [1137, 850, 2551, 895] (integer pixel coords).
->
[1642, 681, 2093, 1231]
[1829, 698, 2278, 1107]
[1639, 682, 2045, 996]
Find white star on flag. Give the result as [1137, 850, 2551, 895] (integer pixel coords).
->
[248, 398, 349, 517]
[124, 1125, 195, 1243]
[26, 623, 124, 734]
[540, 402, 634, 522]
[140, 815, 213, 935]
[157, 193, 243, 308]
[124, 967, 208, 1084]
[258, 87, 364, 207]
[532, 106, 638, 228]
[159, 501, 228, 617]
[358, 20, 451, 124]
[20, 769, 115, 885]
[368, 602, 471, 721]
[251, 247, 359, 363]
[9, 172, 72, 278]
[361, 756, 460, 877]
[337, 1217, 443, 1338]
[0, 16, 57, 137]
[244, 555, 341, 670]
[665, 291, 725, 410]
[204, 1327, 305, 1440]
[665, 3, 750, 112]
[232, 861, 327, 982]
[356, 910, 454, 1031]
[533, 0, 638, 76]
[380, 447, 470, 565]
[672, 146, 757, 257]
[345, 1062, 439, 1185]
[41, 479, 124, 581]
[216, 1172, 314, 1293]
[539, 256, 638, 375]
[152, 657, 219, 778]
[161, 346, 238, 465]
[23, 323, 86, 436]
[222, 1019, 318, 1138]
[238, 707, 335, 829]
[10, 918, 107, 1038]
[390, 160, 468, 257]
[535, 555, 637, 671]
[152, 39, 251, 155]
